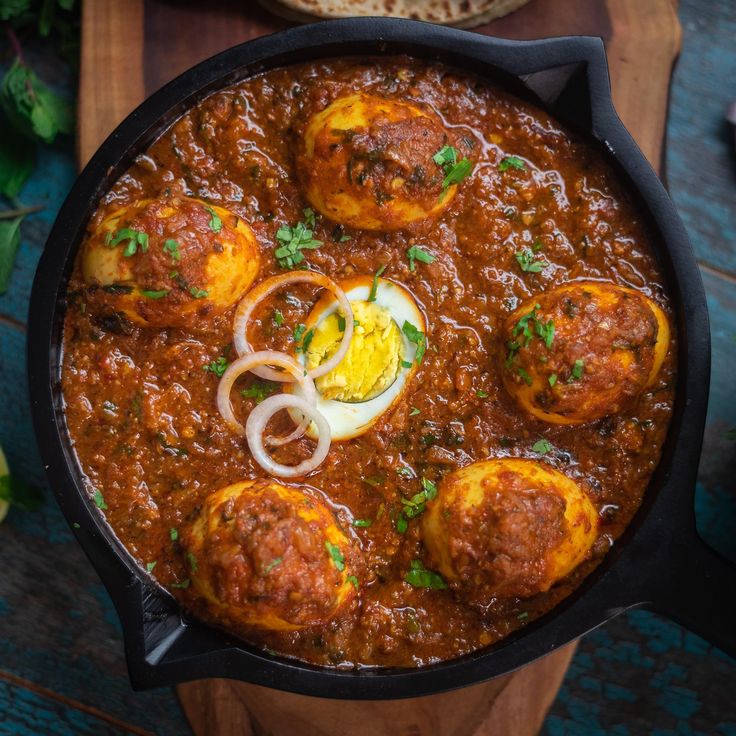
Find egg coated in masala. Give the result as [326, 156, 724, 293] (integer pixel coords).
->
[422, 458, 598, 605]
[501, 281, 670, 425]
[181, 479, 360, 631]
[290, 276, 426, 441]
[82, 196, 260, 328]
[298, 93, 461, 231]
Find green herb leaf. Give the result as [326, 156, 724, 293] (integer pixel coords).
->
[532, 438, 553, 454]
[186, 551, 198, 572]
[263, 557, 283, 574]
[140, 289, 168, 299]
[240, 380, 277, 403]
[395, 515, 408, 534]
[514, 248, 548, 273]
[347, 574, 359, 589]
[518, 367, 533, 386]
[409, 407, 421, 416]
[0, 473, 44, 511]
[293, 323, 307, 344]
[170, 527, 179, 541]
[203, 356, 229, 377]
[402, 320, 426, 364]
[205, 206, 222, 233]
[189, 286, 208, 299]
[302, 207, 316, 229]
[163, 238, 181, 262]
[146, 561, 157, 573]
[476, 389, 488, 398]
[433, 145, 474, 199]
[498, 156, 526, 172]
[325, 541, 345, 571]
[352, 518, 372, 528]
[406, 245, 436, 272]
[0, 216, 23, 294]
[548, 373, 558, 387]
[368, 264, 386, 302]
[92, 488, 107, 510]
[570, 359, 585, 382]
[108, 228, 149, 257]
[1, 59, 73, 144]
[273, 309, 284, 327]
[404, 559, 447, 590]
[274, 218, 322, 269]
[171, 578, 190, 589]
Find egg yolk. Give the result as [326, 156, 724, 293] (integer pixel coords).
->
[306, 300, 403, 402]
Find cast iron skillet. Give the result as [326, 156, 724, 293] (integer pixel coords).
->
[27, 18, 736, 698]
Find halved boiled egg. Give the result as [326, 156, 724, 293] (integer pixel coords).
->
[290, 276, 426, 441]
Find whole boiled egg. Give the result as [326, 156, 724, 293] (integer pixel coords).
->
[290, 276, 426, 441]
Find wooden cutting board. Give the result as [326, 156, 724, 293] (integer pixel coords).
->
[77, 1, 680, 734]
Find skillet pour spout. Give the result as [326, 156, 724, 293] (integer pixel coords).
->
[27, 18, 735, 697]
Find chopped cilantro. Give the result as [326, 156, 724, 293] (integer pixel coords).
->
[186, 552, 198, 572]
[203, 356, 229, 377]
[146, 561, 157, 573]
[189, 286, 208, 299]
[548, 373, 558, 387]
[402, 320, 426, 364]
[302, 207, 317, 229]
[518, 367, 533, 385]
[273, 309, 285, 327]
[498, 155, 526, 172]
[140, 289, 169, 299]
[170, 527, 179, 542]
[293, 323, 307, 343]
[240, 381, 277, 403]
[409, 407, 421, 416]
[325, 541, 345, 571]
[515, 248, 548, 273]
[296, 327, 314, 354]
[532, 438, 553, 454]
[406, 245, 436, 272]
[404, 559, 447, 590]
[569, 359, 585, 382]
[92, 488, 107, 510]
[476, 389, 488, 398]
[263, 557, 283, 574]
[274, 216, 322, 269]
[205, 206, 222, 233]
[171, 578, 190, 589]
[433, 145, 474, 199]
[396, 477, 438, 532]
[107, 228, 149, 257]
[163, 238, 181, 262]
[518, 611, 529, 621]
[395, 515, 408, 534]
[396, 467, 414, 478]
[368, 264, 386, 302]
[401, 360, 413, 369]
[352, 518, 372, 528]
[347, 575, 359, 589]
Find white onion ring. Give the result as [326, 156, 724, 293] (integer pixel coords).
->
[232, 271, 354, 382]
[246, 393, 331, 478]
[216, 350, 314, 444]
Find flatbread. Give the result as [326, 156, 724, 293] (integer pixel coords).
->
[257, 0, 532, 29]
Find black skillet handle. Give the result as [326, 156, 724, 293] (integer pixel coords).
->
[645, 531, 736, 659]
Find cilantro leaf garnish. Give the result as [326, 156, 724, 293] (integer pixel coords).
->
[92, 488, 107, 510]
[140, 289, 168, 299]
[263, 557, 283, 574]
[515, 247, 548, 273]
[498, 155, 526, 172]
[532, 438, 553, 454]
[240, 381, 277, 403]
[189, 286, 208, 299]
[368, 264, 386, 302]
[163, 238, 181, 262]
[433, 145, 474, 199]
[404, 559, 447, 590]
[274, 215, 322, 269]
[204, 206, 222, 233]
[203, 356, 229, 377]
[569, 358, 585, 382]
[146, 561, 157, 573]
[107, 228, 149, 257]
[402, 320, 426, 364]
[406, 245, 435, 272]
[325, 541, 345, 571]
[352, 519, 372, 528]
[395, 476, 438, 533]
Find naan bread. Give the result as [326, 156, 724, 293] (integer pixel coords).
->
[257, 0, 531, 28]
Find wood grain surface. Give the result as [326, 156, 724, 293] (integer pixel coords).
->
[71, 1, 678, 734]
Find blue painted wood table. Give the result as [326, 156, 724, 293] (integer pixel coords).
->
[0, 0, 734, 734]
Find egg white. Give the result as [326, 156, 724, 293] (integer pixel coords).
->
[290, 278, 426, 441]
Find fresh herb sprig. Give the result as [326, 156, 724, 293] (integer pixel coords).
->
[274, 209, 322, 269]
[433, 145, 474, 200]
